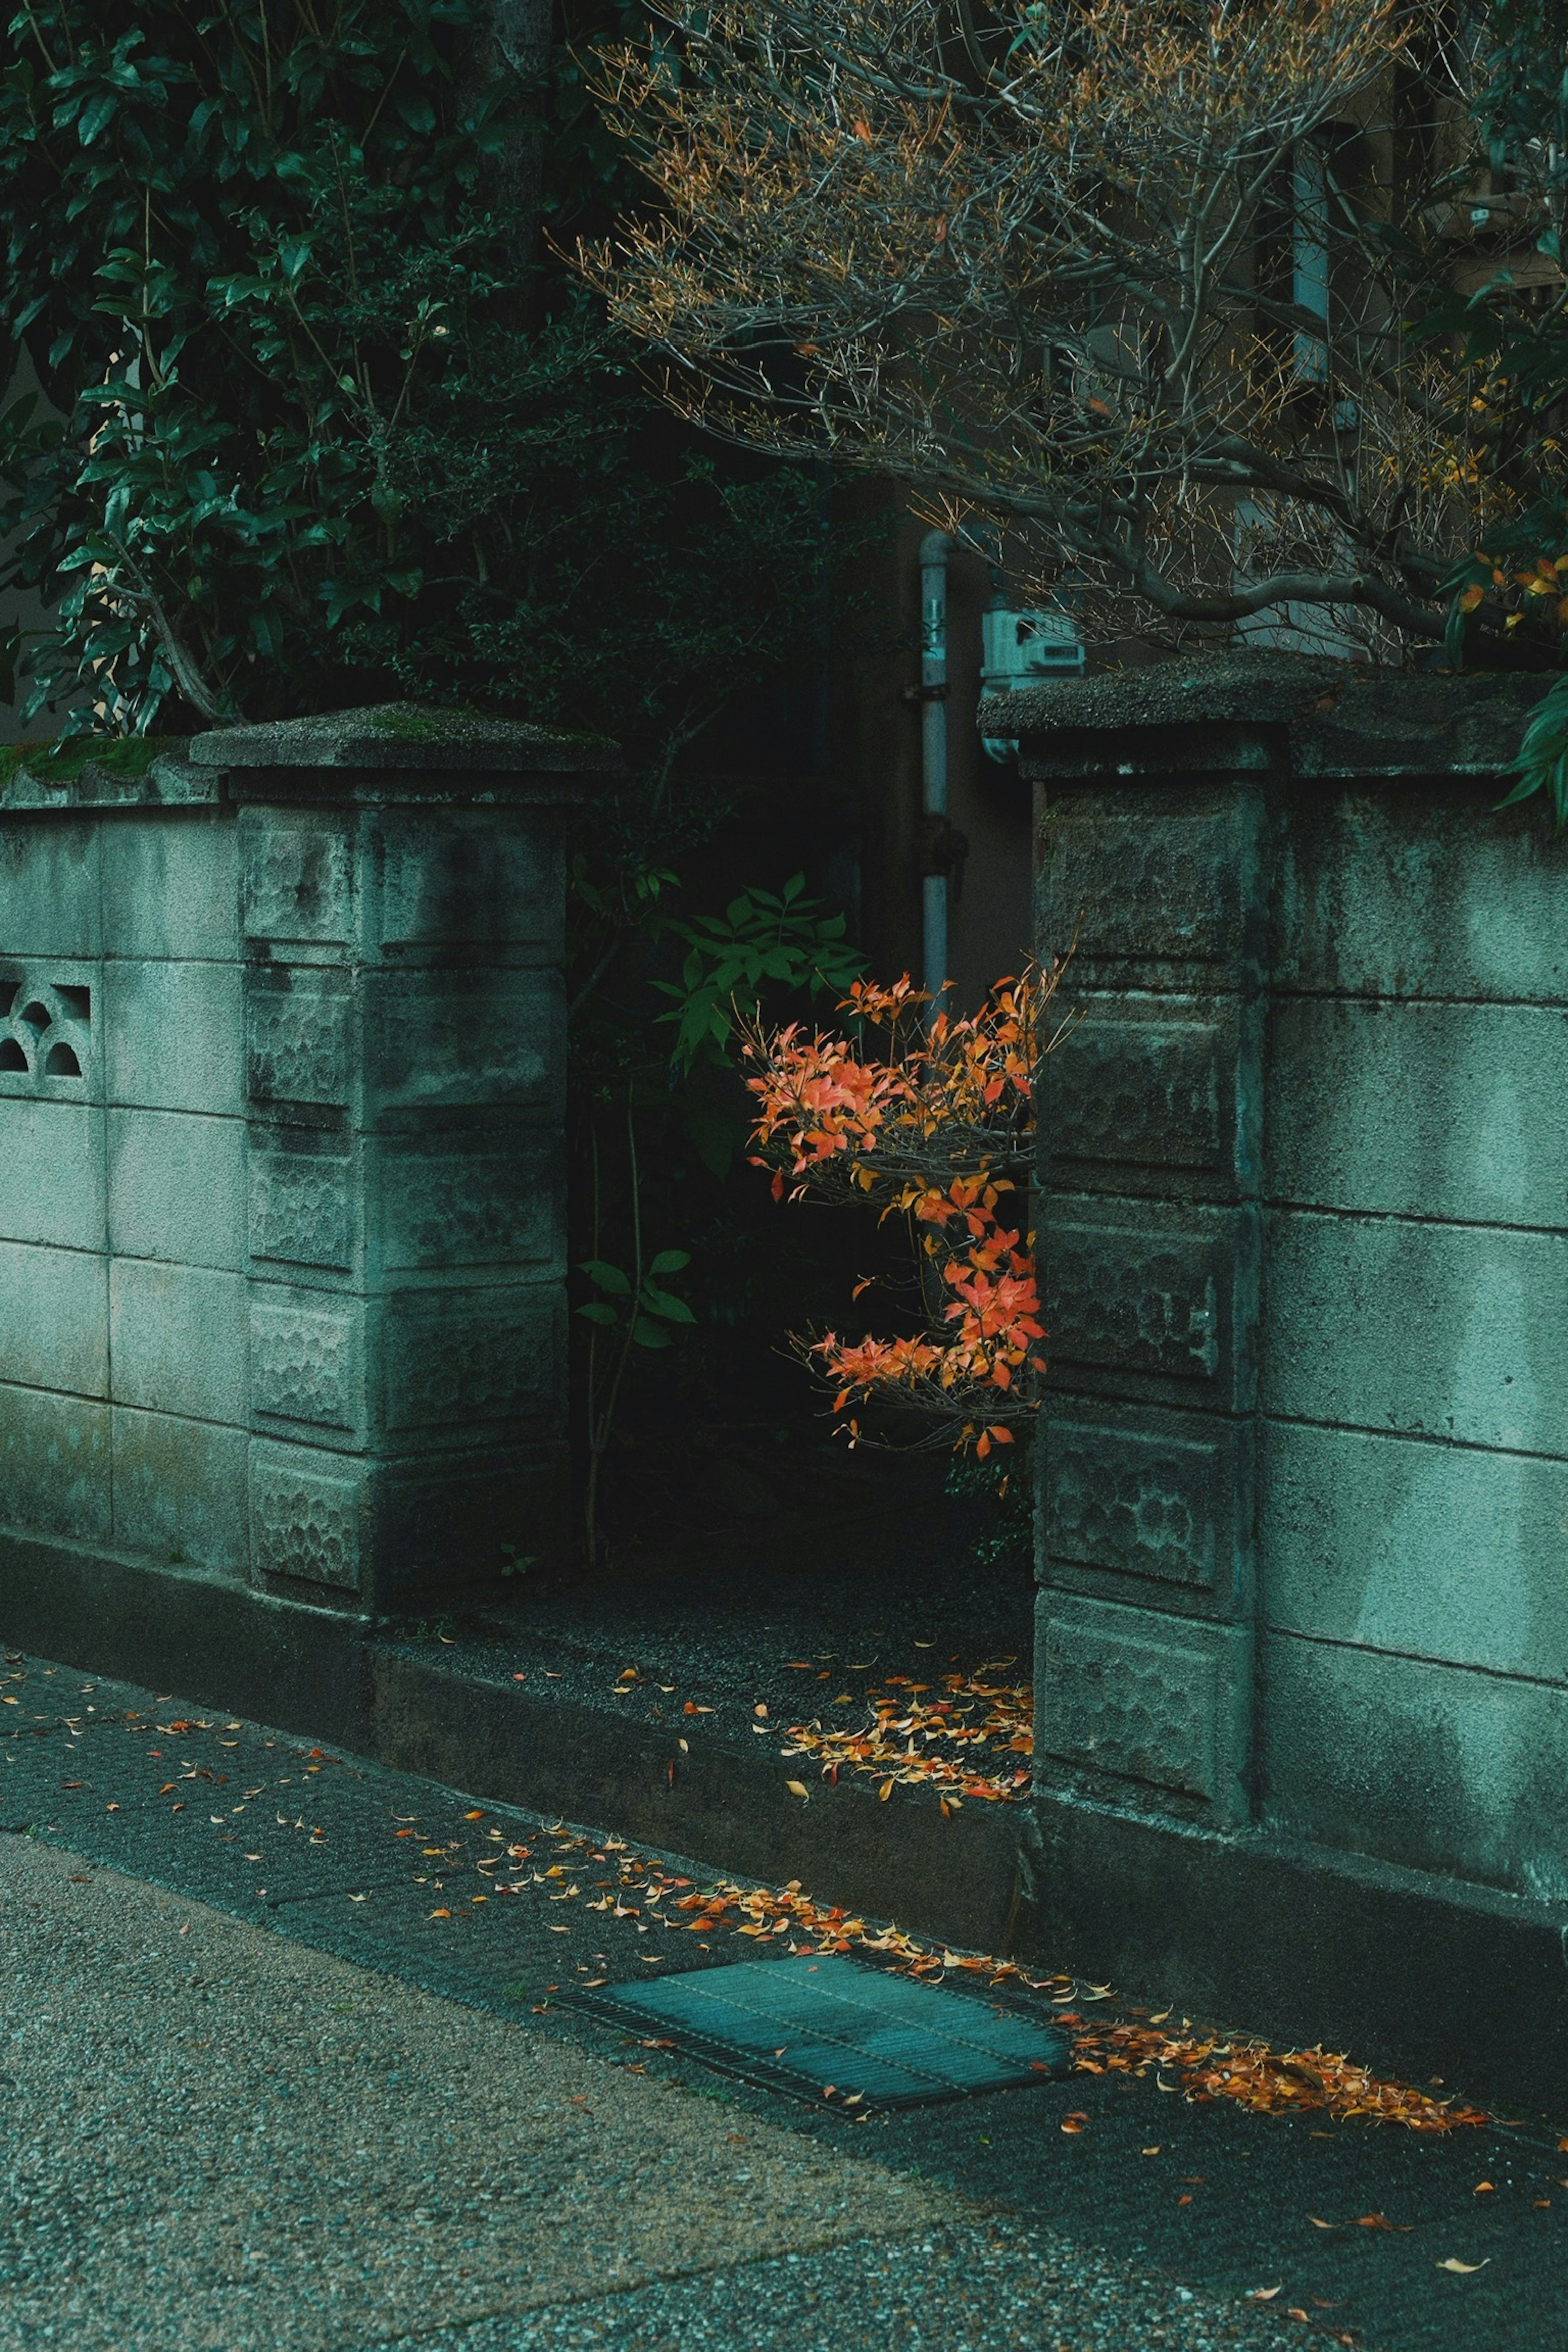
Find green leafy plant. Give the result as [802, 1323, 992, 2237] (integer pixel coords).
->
[578, 1096, 699, 1566]
[1501, 674, 1568, 823]
[654, 875, 866, 1070]
[578, 1251, 697, 1352]
[0, 1, 843, 759]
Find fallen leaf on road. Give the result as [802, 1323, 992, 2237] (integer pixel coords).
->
[1437, 2258, 1490, 2273]
[1247, 2287, 1281, 2301]
[784, 1781, 808, 1798]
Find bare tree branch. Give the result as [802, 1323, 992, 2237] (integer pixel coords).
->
[576, 0, 1535, 658]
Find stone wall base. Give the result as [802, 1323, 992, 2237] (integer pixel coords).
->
[0, 1526, 1029, 1966]
[12, 1522, 1563, 2116]
[1028, 1790, 1568, 2118]
[0, 1524, 375, 1746]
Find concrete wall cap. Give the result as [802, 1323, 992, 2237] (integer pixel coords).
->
[987, 650, 1552, 780]
[188, 702, 621, 775]
[0, 749, 215, 813]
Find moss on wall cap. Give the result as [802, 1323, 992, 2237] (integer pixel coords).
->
[0, 741, 209, 811]
[988, 651, 1552, 782]
[189, 702, 621, 776]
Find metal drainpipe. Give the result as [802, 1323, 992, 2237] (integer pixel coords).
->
[919, 528, 951, 1002]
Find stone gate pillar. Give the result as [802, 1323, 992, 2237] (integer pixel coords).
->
[1031, 738, 1267, 1831]
[0, 706, 613, 1685]
[193, 706, 608, 1613]
[987, 652, 1568, 2108]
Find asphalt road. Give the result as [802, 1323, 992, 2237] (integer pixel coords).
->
[3, 1646, 1560, 2352]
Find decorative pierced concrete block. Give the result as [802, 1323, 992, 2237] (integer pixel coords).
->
[0, 961, 95, 1092]
[249, 1296, 359, 1432]
[1037, 1592, 1250, 1821]
[249, 1441, 361, 1590]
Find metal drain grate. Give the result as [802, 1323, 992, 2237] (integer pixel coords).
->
[565, 1955, 1070, 2111]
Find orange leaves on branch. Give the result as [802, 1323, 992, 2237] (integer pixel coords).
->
[740, 966, 1067, 1441]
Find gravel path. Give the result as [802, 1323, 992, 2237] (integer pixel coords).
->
[7, 1646, 1559, 2351]
[0, 1836, 941, 2352]
[0, 1836, 1303, 2352]
[353, 2221, 1303, 2351]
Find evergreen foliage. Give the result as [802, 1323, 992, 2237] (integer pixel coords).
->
[0, 0, 835, 767]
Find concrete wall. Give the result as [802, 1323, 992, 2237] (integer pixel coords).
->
[0, 712, 610, 1624]
[1004, 655, 1568, 2097]
[0, 788, 247, 1575]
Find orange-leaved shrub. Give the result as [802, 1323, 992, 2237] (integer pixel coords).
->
[741, 966, 1070, 1454]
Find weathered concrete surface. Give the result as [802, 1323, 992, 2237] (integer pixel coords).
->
[1260, 1633, 1568, 1900]
[1022, 654, 1568, 2099]
[0, 1836, 945, 2352]
[0, 707, 607, 1626]
[1268, 997, 1568, 1227]
[1259, 1419, 1568, 1679]
[4, 1648, 1562, 2352]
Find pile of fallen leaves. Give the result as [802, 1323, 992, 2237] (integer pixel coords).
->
[1068, 2016, 1489, 2132]
[779, 1661, 1032, 1810]
[652, 1866, 1484, 2133]
[388, 1783, 1486, 2136]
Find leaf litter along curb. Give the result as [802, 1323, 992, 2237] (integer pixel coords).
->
[0, 1657, 1486, 2140]
[401, 1811, 1488, 2136]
